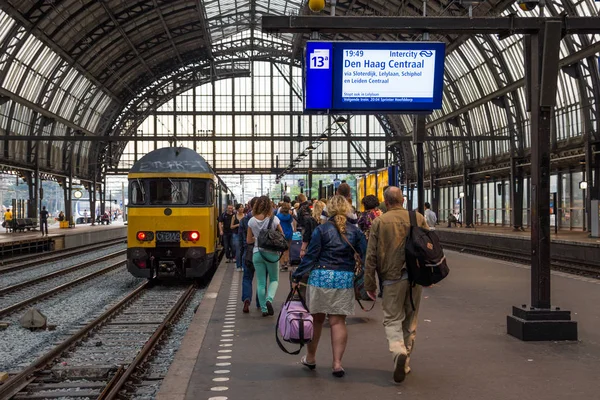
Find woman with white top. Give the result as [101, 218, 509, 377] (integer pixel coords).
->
[247, 195, 284, 317]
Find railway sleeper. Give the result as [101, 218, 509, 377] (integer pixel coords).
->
[14, 389, 102, 399]
[50, 364, 118, 379]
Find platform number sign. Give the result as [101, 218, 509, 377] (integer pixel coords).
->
[309, 49, 330, 69]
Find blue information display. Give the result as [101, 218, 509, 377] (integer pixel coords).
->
[305, 41, 446, 113]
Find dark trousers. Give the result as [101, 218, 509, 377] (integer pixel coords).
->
[241, 259, 261, 309]
[40, 220, 48, 235]
[223, 233, 234, 260]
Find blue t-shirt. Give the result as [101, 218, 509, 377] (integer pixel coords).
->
[276, 212, 294, 240]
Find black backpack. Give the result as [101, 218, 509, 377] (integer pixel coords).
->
[405, 211, 449, 308]
[257, 216, 289, 254]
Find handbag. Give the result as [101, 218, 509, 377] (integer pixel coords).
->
[276, 287, 313, 355]
[331, 223, 375, 312]
[257, 216, 289, 258]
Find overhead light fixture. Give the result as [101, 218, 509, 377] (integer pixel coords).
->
[335, 116, 347, 125]
[459, 191, 465, 198]
[307, 145, 316, 152]
[579, 181, 588, 190]
[319, 133, 328, 141]
[485, 175, 491, 179]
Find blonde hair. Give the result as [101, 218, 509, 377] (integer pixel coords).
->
[327, 195, 351, 234]
[297, 193, 307, 203]
[312, 201, 326, 223]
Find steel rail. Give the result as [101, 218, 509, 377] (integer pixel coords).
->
[0, 260, 125, 319]
[0, 251, 126, 295]
[0, 238, 126, 272]
[100, 284, 196, 400]
[0, 281, 148, 400]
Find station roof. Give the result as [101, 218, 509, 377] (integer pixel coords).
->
[0, 0, 598, 183]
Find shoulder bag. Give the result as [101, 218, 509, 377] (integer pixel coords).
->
[330, 222, 375, 312]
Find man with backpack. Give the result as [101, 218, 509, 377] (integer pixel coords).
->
[364, 186, 430, 384]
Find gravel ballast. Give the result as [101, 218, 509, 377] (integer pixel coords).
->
[0, 268, 143, 371]
[0, 243, 126, 290]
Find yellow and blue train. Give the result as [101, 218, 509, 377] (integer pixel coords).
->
[127, 147, 233, 279]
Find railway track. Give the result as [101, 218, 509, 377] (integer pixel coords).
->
[0, 252, 126, 319]
[443, 241, 600, 278]
[0, 238, 126, 274]
[0, 283, 196, 400]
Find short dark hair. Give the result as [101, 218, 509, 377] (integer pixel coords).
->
[361, 195, 380, 211]
[283, 196, 291, 203]
[337, 183, 351, 198]
[425, 202, 431, 209]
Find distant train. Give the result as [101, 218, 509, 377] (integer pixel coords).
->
[126, 147, 234, 279]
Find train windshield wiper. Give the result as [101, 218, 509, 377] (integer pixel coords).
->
[137, 179, 145, 202]
[169, 178, 182, 201]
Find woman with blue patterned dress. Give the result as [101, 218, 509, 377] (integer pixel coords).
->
[292, 195, 367, 378]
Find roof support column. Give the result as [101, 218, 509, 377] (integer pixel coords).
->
[507, 21, 577, 342]
[584, 137, 593, 232]
[593, 145, 600, 203]
[463, 167, 474, 228]
[510, 156, 525, 231]
[414, 115, 426, 215]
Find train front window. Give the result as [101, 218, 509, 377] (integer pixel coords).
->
[149, 179, 189, 205]
[191, 180, 209, 205]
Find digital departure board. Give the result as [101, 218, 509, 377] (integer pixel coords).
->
[304, 41, 446, 114]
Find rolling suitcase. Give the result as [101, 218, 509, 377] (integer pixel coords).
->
[289, 238, 302, 266]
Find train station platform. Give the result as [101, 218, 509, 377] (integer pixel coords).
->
[436, 225, 600, 245]
[157, 251, 600, 400]
[0, 221, 127, 259]
[435, 226, 600, 272]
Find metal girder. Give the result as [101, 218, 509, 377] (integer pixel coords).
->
[108, 166, 373, 175]
[429, 39, 600, 129]
[151, 0, 184, 65]
[0, 1, 120, 102]
[0, 135, 390, 142]
[262, 16, 600, 35]
[197, 0, 216, 75]
[0, 87, 94, 136]
[98, 0, 155, 79]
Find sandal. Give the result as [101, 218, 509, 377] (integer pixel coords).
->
[300, 356, 316, 370]
[332, 368, 345, 378]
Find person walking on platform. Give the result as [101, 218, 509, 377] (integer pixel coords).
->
[3, 208, 12, 233]
[40, 206, 49, 236]
[247, 196, 284, 317]
[364, 187, 430, 383]
[276, 202, 295, 272]
[292, 195, 367, 378]
[240, 197, 261, 313]
[231, 203, 245, 272]
[424, 202, 437, 230]
[219, 204, 235, 263]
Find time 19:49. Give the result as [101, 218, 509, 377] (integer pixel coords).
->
[345, 50, 364, 57]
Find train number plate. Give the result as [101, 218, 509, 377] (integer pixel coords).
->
[156, 231, 181, 242]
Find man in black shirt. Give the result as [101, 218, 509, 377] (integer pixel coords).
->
[40, 206, 49, 236]
[219, 205, 235, 263]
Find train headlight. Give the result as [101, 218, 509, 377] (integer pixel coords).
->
[183, 231, 200, 242]
[136, 231, 154, 241]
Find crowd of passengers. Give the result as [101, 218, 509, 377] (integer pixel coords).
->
[217, 183, 438, 383]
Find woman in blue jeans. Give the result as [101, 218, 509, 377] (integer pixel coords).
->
[231, 204, 245, 272]
[247, 196, 284, 317]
